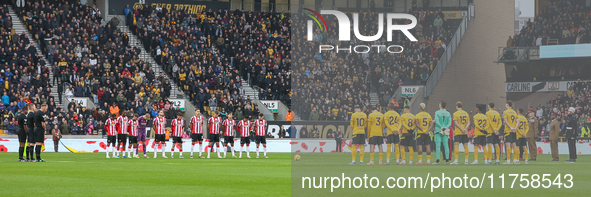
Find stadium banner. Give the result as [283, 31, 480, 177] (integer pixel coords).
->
[539, 43, 591, 59]
[260, 100, 279, 113]
[441, 11, 467, 19]
[69, 97, 88, 108]
[401, 86, 423, 97]
[0, 138, 290, 153]
[290, 139, 591, 155]
[169, 99, 185, 111]
[505, 81, 576, 92]
[108, 0, 230, 15]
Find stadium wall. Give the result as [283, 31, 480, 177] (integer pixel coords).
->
[425, 0, 512, 114]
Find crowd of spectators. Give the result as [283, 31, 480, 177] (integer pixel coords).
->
[126, 4, 289, 118]
[292, 8, 463, 121]
[532, 80, 591, 139]
[509, 0, 591, 47]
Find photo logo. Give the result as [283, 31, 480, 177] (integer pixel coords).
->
[306, 10, 418, 53]
[306, 10, 418, 42]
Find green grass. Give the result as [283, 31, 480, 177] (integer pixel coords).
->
[0, 152, 290, 197]
[292, 153, 591, 196]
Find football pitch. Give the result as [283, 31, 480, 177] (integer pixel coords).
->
[292, 153, 591, 196]
[0, 153, 290, 197]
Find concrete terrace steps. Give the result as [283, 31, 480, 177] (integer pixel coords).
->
[118, 26, 183, 99]
[8, 6, 60, 107]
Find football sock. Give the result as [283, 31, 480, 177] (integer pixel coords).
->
[463, 144, 469, 160]
[427, 154, 431, 161]
[474, 147, 479, 161]
[207, 145, 211, 158]
[418, 154, 423, 162]
[495, 146, 500, 161]
[263, 145, 267, 157]
[400, 147, 405, 160]
[19, 147, 24, 159]
[523, 148, 529, 160]
[256, 145, 260, 157]
[513, 147, 519, 162]
[379, 152, 383, 162]
[112, 145, 117, 157]
[359, 146, 365, 162]
[454, 144, 460, 160]
[191, 143, 195, 156]
[386, 144, 392, 160]
[161, 144, 166, 156]
[26, 147, 30, 160]
[231, 145, 235, 156]
[394, 145, 400, 160]
[240, 145, 243, 157]
[408, 147, 414, 161]
[223, 145, 227, 157]
[154, 143, 158, 157]
[370, 153, 375, 162]
[246, 145, 250, 157]
[482, 146, 488, 161]
[216, 145, 221, 157]
[199, 143, 203, 156]
[35, 145, 41, 160]
[351, 147, 358, 162]
[506, 147, 511, 160]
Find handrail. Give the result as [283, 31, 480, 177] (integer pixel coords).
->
[424, 3, 474, 97]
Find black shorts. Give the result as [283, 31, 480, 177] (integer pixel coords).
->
[117, 134, 128, 144]
[27, 129, 36, 144]
[34, 128, 44, 143]
[454, 135, 469, 144]
[368, 136, 383, 145]
[17, 129, 27, 143]
[352, 134, 366, 145]
[240, 137, 251, 145]
[191, 133, 203, 142]
[224, 136, 234, 144]
[400, 133, 414, 146]
[172, 136, 183, 143]
[386, 134, 399, 144]
[486, 134, 501, 144]
[255, 136, 266, 144]
[107, 136, 117, 144]
[516, 138, 528, 147]
[416, 133, 431, 145]
[504, 132, 516, 143]
[209, 134, 220, 142]
[128, 136, 138, 144]
[155, 134, 166, 142]
[473, 135, 487, 146]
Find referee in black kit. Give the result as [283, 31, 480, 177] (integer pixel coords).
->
[565, 107, 578, 163]
[17, 106, 29, 162]
[34, 104, 49, 162]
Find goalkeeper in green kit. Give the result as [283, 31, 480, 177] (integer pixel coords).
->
[433, 101, 451, 164]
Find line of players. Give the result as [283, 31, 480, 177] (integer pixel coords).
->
[103, 109, 270, 159]
[16, 104, 49, 162]
[349, 100, 532, 165]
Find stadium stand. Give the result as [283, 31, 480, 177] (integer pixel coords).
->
[512, 0, 591, 47]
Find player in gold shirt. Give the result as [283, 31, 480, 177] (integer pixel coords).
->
[414, 103, 433, 165]
[451, 102, 470, 165]
[502, 100, 518, 165]
[471, 104, 489, 165]
[399, 106, 416, 165]
[515, 108, 529, 164]
[367, 107, 385, 165]
[384, 104, 402, 165]
[486, 103, 503, 165]
[349, 105, 367, 165]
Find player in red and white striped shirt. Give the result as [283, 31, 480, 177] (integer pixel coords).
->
[207, 111, 222, 158]
[116, 111, 129, 158]
[189, 109, 204, 158]
[253, 113, 268, 158]
[170, 112, 185, 158]
[153, 110, 168, 158]
[237, 116, 252, 158]
[222, 112, 237, 158]
[104, 114, 118, 158]
[127, 114, 139, 158]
